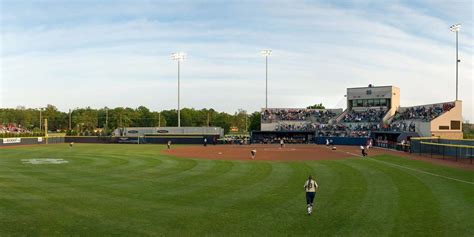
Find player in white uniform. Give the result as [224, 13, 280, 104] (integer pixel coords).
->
[304, 175, 318, 215]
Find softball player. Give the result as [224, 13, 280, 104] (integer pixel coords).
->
[167, 140, 171, 150]
[360, 145, 367, 157]
[250, 149, 257, 159]
[304, 175, 318, 215]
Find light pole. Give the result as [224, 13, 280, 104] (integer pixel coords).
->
[450, 23, 461, 101]
[105, 107, 108, 133]
[68, 109, 72, 130]
[39, 109, 42, 131]
[39, 108, 44, 132]
[171, 52, 186, 127]
[261, 49, 272, 109]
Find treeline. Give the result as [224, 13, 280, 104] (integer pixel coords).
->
[0, 105, 261, 135]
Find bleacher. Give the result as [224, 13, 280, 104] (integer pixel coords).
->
[261, 108, 340, 124]
[392, 102, 455, 122]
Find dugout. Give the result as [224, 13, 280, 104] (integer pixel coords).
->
[250, 131, 315, 144]
[314, 136, 369, 146]
[370, 131, 419, 150]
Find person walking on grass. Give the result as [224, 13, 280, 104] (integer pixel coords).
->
[167, 140, 171, 151]
[304, 175, 318, 215]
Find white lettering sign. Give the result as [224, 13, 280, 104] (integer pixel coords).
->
[2, 138, 21, 144]
[38, 137, 43, 142]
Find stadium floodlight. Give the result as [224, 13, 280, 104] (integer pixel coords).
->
[449, 24, 461, 101]
[449, 24, 461, 32]
[261, 49, 272, 109]
[261, 49, 272, 56]
[171, 52, 186, 127]
[171, 52, 186, 61]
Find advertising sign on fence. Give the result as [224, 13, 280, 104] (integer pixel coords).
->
[2, 138, 22, 144]
[38, 137, 43, 143]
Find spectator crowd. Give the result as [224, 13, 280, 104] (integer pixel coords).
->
[0, 123, 31, 134]
[392, 103, 454, 122]
[274, 122, 373, 137]
[343, 108, 386, 123]
[388, 121, 416, 132]
[262, 109, 338, 123]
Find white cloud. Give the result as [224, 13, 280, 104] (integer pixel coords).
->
[1, 1, 473, 120]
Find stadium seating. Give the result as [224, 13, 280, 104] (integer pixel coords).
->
[262, 109, 338, 123]
[343, 108, 386, 123]
[392, 102, 454, 122]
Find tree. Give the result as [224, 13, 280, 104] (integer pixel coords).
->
[134, 106, 155, 127]
[1, 105, 265, 135]
[307, 103, 325, 109]
[43, 104, 67, 131]
[233, 109, 248, 132]
[248, 112, 261, 131]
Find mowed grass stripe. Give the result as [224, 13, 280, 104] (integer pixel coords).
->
[364, 158, 444, 236]
[204, 162, 304, 233]
[336, 159, 398, 236]
[306, 160, 368, 236]
[368, 156, 474, 236]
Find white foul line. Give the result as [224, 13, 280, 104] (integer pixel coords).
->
[367, 158, 474, 185]
[325, 146, 474, 185]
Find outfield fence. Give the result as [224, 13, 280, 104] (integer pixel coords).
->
[0, 136, 64, 147]
[1, 135, 219, 147]
[410, 137, 474, 164]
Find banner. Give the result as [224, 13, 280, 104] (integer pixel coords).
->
[38, 137, 43, 142]
[2, 138, 21, 144]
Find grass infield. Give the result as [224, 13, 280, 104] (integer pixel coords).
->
[0, 144, 473, 236]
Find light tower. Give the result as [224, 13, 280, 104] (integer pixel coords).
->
[449, 23, 461, 101]
[261, 49, 272, 109]
[171, 52, 186, 127]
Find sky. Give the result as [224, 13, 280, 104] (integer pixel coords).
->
[1, 0, 473, 120]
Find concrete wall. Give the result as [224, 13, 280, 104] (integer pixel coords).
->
[430, 100, 463, 139]
[415, 121, 432, 137]
[391, 86, 401, 112]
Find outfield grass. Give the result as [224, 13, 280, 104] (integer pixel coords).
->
[0, 144, 473, 236]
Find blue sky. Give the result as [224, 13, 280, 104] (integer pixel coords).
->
[1, 0, 473, 120]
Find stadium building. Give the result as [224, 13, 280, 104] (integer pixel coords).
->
[252, 84, 463, 144]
